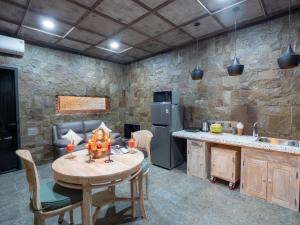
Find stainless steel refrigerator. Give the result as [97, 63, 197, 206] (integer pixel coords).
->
[151, 91, 184, 169]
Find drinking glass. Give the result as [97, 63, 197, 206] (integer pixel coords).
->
[128, 138, 136, 154]
[66, 143, 75, 159]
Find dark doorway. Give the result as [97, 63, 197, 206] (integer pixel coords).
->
[0, 66, 20, 174]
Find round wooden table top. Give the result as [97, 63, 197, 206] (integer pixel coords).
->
[52, 149, 144, 186]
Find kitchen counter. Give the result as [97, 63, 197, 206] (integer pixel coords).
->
[172, 130, 300, 155]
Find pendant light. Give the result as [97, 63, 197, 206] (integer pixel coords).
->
[277, 0, 299, 69]
[227, 6, 244, 76]
[191, 22, 204, 80]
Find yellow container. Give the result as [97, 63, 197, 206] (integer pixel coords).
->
[210, 123, 222, 133]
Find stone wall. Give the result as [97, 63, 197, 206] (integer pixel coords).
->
[1, 12, 300, 165]
[0, 44, 125, 164]
[125, 12, 300, 139]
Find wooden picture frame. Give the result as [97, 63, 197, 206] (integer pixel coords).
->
[56, 96, 111, 114]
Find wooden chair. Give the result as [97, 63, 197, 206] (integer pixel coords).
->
[132, 130, 153, 199]
[16, 150, 82, 225]
[91, 166, 145, 222]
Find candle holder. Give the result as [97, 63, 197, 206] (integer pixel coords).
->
[104, 152, 113, 163]
[104, 142, 113, 163]
[86, 149, 95, 163]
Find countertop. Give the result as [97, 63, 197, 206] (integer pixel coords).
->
[172, 130, 300, 155]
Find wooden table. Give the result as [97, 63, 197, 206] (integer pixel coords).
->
[52, 149, 144, 225]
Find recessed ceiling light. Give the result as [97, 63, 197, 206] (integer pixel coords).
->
[110, 41, 119, 49]
[42, 19, 55, 30]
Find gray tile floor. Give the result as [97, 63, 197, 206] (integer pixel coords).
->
[1, 163, 300, 225]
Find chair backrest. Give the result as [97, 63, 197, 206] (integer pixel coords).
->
[16, 150, 42, 210]
[132, 130, 153, 163]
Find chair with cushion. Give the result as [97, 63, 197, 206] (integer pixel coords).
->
[131, 130, 153, 199]
[16, 150, 82, 225]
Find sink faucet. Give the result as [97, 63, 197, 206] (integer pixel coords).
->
[253, 122, 259, 137]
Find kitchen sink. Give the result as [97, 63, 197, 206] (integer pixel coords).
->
[256, 137, 300, 147]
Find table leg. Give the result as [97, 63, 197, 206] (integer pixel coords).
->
[82, 184, 93, 225]
[138, 173, 147, 219]
[130, 179, 136, 218]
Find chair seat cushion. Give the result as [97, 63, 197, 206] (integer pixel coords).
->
[142, 159, 149, 173]
[40, 181, 82, 211]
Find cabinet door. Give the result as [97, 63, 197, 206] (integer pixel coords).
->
[242, 157, 268, 200]
[211, 149, 235, 181]
[267, 163, 299, 211]
[187, 141, 206, 178]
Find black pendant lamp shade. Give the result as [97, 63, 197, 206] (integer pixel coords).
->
[277, 0, 299, 69]
[228, 6, 244, 76]
[278, 44, 299, 69]
[191, 64, 204, 80]
[191, 22, 204, 80]
[227, 56, 244, 76]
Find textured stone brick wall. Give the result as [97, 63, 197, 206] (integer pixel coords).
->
[1, 12, 300, 165]
[0, 44, 125, 164]
[125, 12, 300, 139]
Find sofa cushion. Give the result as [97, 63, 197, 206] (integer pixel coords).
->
[76, 143, 86, 151]
[85, 132, 93, 142]
[40, 180, 82, 211]
[83, 120, 102, 133]
[56, 122, 84, 139]
[53, 139, 69, 148]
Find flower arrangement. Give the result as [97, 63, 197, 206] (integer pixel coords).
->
[86, 128, 112, 159]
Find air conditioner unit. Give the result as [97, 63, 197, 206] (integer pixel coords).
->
[0, 35, 25, 57]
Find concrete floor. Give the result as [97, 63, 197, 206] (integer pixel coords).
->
[1, 163, 300, 225]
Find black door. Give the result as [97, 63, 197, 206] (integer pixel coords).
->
[0, 67, 20, 173]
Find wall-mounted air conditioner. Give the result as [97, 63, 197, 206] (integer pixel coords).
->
[0, 35, 25, 57]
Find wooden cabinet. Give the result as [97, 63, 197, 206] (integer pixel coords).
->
[211, 145, 241, 185]
[267, 163, 299, 210]
[242, 157, 267, 199]
[187, 140, 209, 179]
[241, 148, 300, 211]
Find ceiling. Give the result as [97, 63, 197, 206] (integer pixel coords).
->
[0, 0, 299, 64]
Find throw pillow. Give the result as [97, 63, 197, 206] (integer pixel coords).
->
[62, 129, 83, 146]
[100, 122, 112, 134]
